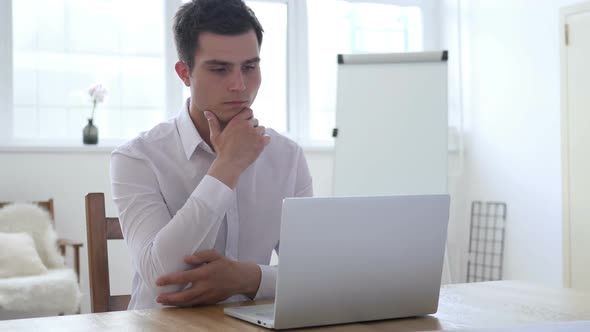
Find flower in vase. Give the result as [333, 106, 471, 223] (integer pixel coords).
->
[88, 84, 107, 121]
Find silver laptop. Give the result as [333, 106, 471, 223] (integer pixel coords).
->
[224, 194, 450, 330]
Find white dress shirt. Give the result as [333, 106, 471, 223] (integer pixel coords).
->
[110, 99, 313, 309]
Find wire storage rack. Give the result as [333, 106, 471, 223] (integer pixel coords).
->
[467, 201, 507, 282]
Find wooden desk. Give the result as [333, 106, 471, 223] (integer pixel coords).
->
[1, 281, 589, 331]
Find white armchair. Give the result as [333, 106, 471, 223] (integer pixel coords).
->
[0, 203, 81, 320]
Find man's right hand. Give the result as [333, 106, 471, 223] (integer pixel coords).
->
[206, 108, 270, 188]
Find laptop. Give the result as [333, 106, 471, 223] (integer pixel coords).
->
[224, 194, 450, 330]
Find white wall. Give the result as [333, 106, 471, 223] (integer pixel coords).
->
[0, 148, 333, 313]
[456, 0, 586, 286]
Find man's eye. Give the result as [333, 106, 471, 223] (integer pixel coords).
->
[243, 64, 257, 71]
[211, 67, 227, 73]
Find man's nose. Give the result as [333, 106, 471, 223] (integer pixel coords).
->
[228, 70, 246, 92]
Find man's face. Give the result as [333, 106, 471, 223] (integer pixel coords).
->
[188, 30, 261, 124]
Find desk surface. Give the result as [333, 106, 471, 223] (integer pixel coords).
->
[1, 281, 589, 331]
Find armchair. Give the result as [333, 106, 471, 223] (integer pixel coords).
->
[0, 200, 82, 319]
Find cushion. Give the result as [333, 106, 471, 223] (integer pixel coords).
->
[0, 268, 81, 315]
[0, 204, 64, 269]
[0, 232, 47, 278]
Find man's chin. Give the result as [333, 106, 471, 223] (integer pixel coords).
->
[208, 104, 250, 122]
[225, 105, 251, 116]
[213, 111, 239, 125]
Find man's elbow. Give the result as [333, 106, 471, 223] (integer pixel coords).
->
[136, 253, 188, 296]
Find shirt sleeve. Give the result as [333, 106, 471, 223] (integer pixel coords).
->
[253, 145, 313, 300]
[110, 151, 233, 296]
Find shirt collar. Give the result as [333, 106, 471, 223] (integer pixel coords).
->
[177, 98, 210, 160]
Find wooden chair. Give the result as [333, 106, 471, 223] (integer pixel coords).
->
[85, 193, 131, 312]
[0, 199, 83, 281]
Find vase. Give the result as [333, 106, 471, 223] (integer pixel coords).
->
[83, 118, 99, 144]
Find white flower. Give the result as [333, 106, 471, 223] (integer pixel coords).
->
[88, 84, 107, 104]
[88, 83, 107, 120]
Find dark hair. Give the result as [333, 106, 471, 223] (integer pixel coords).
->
[173, 0, 264, 71]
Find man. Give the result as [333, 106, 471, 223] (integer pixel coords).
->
[110, 0, 312, 310]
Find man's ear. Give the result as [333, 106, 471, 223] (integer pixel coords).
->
[175, 61, 191, 87]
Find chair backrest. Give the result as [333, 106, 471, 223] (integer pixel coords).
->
[0, 199, 54, 221]
[85, 193, 130, 312]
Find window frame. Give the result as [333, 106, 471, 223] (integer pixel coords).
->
[0, 0, 13, 141]
[286, 0, 309, 143]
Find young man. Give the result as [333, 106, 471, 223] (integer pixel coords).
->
[110, 0, 312, 310]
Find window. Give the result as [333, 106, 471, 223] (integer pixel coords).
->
[335, 1, 422, 53]
[246, 1, 288, 134]
[11, 0, 166, 140]
[307, 0, 424, 143]
[4, 0, 430, 145]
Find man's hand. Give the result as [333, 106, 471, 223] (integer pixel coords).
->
[155, 249, 262, 307]
[206, 108, 270, 188]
